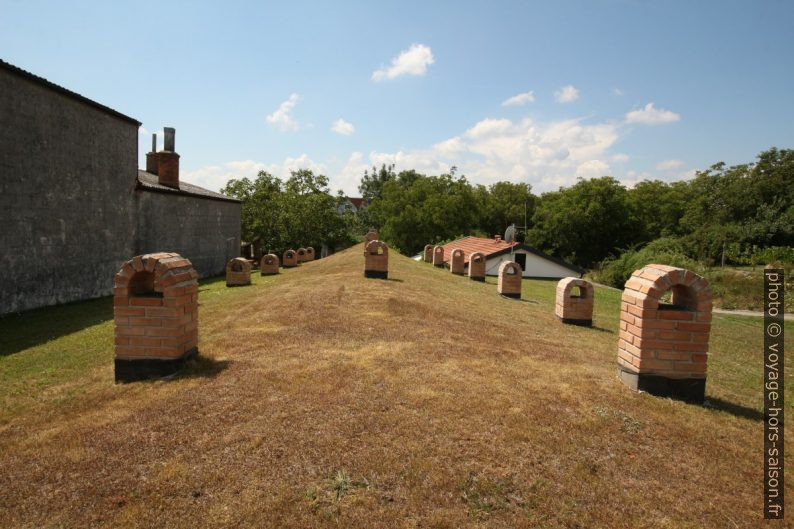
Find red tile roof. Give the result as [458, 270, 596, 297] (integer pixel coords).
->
[347, 197, 365, 208]
[438, 237, 519, 265]
[436, 236, 584, 274]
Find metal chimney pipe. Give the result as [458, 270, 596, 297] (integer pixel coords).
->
[164, 127, 175, 152]
[163, 127, 176, 152]
[146, 132, 159, 174]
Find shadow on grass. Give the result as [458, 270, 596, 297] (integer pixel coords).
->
[500, 296, 539, 304]
[589, 326, 615, 334]
[703, 396, 764, 422]
[1, 274, 229, 358]
[179, 354, 231, 379]
[386, 278, 404, 283]
[0, 296, 113, 357]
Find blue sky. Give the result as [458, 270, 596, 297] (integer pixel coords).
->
[2, 0, 793, 195]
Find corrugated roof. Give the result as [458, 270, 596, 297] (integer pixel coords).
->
[137, 170, 241, 203]
[1, 58, 141, 126]
[438, 236, 583, 274]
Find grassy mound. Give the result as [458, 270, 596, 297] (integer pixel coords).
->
[0, 245, 790, 528]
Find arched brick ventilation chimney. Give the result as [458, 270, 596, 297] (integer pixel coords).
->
[260, 254, 279, 275]
[305, 247, 315, 261]
[618, 264, 712, 403]
[364, 240, 389, 279]
[226, 257, 252, 287]
[497, 261, 522, 298]
[432, 246, 445, 268]
[423, 244, 433, 263]
[282, 249, 298, 268]
[113, 252, 198, 382]
[449, 248, 465, 275]
[468, 252, 486, 281]
[555, 277, 594, 326]
[365, 229, 378, 247]
[296, 248, 307, 263]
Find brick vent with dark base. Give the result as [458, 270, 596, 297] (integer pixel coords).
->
[113, 252, 199, 384]
[557, 316, 592, 326]
[364, 240, 389, 279]
[617, 264, 712, 404]
[618, 366, 706, 403]
[115, 347, 197, 383]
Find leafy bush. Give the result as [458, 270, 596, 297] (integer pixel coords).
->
[593, 238, 701, 288]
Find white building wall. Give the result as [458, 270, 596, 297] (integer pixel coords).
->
[484, 249, 579, 278]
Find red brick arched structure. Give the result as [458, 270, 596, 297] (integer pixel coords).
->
[260, 254, 280, 275]
[305, 247, 315, 261]
[497, 261, 522, 298]
[468, 252, 486, 281]
[555, 277, 594, 326]
[432, 246, 445, 268]
[226, 257, 252, 286]
[364, 240, 389, 279]
[365, 229, 378, 247]
[296, 248, 308, 263]
[424, 244, 433, 263]
[450, 248, 465, 275]
[113, 252, 198, 382]
[283, 249, 298, 268]
[618, 264, 712, 402]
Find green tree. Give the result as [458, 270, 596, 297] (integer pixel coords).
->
[221, 169, 353, 256]
[626, 179, 691, 243]
[368, 171, 479, 254]
[475, 181, 536, 240]
[527, 177, 638, 267]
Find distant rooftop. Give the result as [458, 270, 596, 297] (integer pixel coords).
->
[438, 236, 583, 274]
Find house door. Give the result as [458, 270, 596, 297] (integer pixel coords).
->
[515, 253, 526, 272]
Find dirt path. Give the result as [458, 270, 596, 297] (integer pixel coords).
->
[713, 308, 794, 320]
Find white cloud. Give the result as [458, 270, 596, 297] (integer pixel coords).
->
[625, 103, 681, 125]
[501, 91, 535, 107]
[327, 115, 620, 192]
[576, 159, 610, 178]
[554, 85, 579, 103]
[464, 118, 513, 139]
[656, 159, 685, 170]
[433, 137, 465, 157]
[182, 155, 327, 193]
[612, 153, 630, 163]
[266, 93, 300, 131]
[372, 43, 434, 81]
[613, 87, 624, 96]
[331, 118, 355, 135]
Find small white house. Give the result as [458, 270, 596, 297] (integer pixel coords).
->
[438, 236, 583, 279]
[336, 197, 365, 214]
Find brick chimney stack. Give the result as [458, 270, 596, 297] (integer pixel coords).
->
[157, 127, 180, 189]
[145, 133, 158, 174]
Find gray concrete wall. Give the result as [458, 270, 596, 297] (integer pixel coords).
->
[0, 68, 139, 315]
[135, 191, 241, 278]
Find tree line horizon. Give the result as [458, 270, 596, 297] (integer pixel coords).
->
[221, 146, 793, 285]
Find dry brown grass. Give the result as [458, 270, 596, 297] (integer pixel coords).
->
[0, 245, 791, 528]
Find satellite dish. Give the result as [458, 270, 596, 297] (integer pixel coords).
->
[504, 224, 517, 243]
